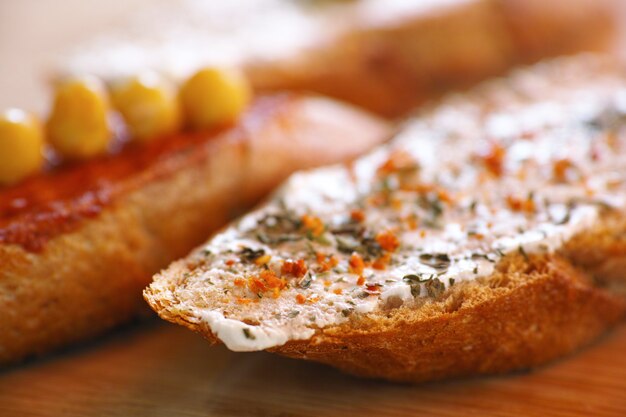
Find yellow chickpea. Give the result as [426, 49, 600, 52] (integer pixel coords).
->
[0, 109, 45, 185]
[110, 72, 181, 143]
[47, 76, 111, 159]
[179, 67, 252, 129]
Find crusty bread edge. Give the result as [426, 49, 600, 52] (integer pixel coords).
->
[145, 252, 626, 383]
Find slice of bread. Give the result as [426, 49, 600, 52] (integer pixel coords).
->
[58, 0, 617, 117]
[145, 55, 626, 382]
[0, 94, 389, 365]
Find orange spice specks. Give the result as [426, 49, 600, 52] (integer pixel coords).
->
[248, 270, 286, 295]
[390, 197, 403, 211]
[260, 270, 285, 289]
[254, 254, 271, 266]
[506, 195, 535, 213]
[372, 252, 391, 270]
[405, 214, 419, 230]
[316, 253, 339, 272]
[350, 209, 365, 223]
[236, 298, 252, 305]
[377, 150, 418, 177]
[324, 280, 332, 287]
[333, 288, 343, 295]
[301, 214, 325, 237]
[481, 142, 506, 177]
[367, 191, 389, 207]
[437, 189, 455, 205]
[295, 294, 306, 304]
[272, 287, 280, 299]
[419, 230, 427, 238]
[399, 182, 435, 194]
[366, 284, 381, 293]
[225, 259, 235, 266]
[248, 276, 267, 294]
[376, 230, 400, 252]
[356, 276, 365, 286]
[552, 158, 574, 183]
[349, 252, 365, 275]
[281, 259, 308, 278]
[234, 278, 246, 287]
[469, 233, 485, 240]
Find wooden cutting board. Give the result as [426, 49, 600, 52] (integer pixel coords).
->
[1, 320, 625, 417]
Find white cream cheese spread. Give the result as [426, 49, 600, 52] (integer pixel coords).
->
[174, 59, 626, 351]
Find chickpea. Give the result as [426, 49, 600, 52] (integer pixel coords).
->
[0, 109, 45, 185]
[110, 72, 181, 143]
[179, 67, 251, 129]
[47, 76, 111, 159]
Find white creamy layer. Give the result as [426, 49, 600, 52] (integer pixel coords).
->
[179, 62, 626, 352]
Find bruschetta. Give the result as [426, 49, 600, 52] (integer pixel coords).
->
[0, 94, 389, 364]
[145, 55, 626, 382]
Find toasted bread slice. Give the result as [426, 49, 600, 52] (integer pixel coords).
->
[0, 94, 389, 364]
[59, 0, 617, 117]
[145, 55, 626, 382]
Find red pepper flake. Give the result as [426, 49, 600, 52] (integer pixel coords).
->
[506, 195, 535, 213]
[234, 278, 246, 287]
[317, 253, 339, 272]
[552, 158, 574, 183]
[367, 191, 389, 207]
[281, 259, 308, 278]
[366, 284, 381, 293]
[350, 209, 366, 223]
[481, 143, 506, 177]
[390, 197, 403, 211]
[376, 230, 400, 252]
[437, 189, 454, 204]
[248, 277, 267, 294]
[248, 270, 286, 295]
[377, 150, 418, 176]
[356, 276, 366, 286]
[301, 214, 325, 237]
[225, 259, 235, 266]
[372, 252, 391, 270]
[236, 298, 252, 305]
[405, 214, 419, 230]
[295, 294, 306, 304]
[349, 253, 365, 275]
[333, 288, 343, 295]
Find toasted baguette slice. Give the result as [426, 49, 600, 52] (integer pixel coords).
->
[146, 55, 626, 383]
[58, 0, 617, 117]
[0, 94, 389, 365]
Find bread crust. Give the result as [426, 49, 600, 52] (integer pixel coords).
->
[245, 0, 617, 118]
[0, 95, 389, 364]
[270, 255, 625, 383]
[148, 242, 626, 383]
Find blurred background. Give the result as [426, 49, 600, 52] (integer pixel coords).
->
[2, 0, 625, 114]
[0, 0, 156, 111]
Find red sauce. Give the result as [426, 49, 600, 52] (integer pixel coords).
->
[0, 95, 294, 252]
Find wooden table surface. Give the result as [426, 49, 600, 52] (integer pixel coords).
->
[1, 320, 625, 417]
